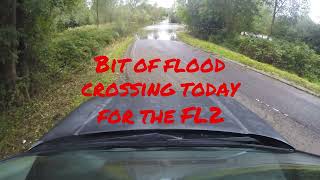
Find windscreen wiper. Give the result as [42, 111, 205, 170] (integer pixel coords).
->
[28, 130, 294, 154]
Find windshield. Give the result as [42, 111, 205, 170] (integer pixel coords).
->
[1, 0, 320, 178]
[1, 148, 320, 180]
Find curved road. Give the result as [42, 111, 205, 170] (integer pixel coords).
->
[125, 21, 320, 154]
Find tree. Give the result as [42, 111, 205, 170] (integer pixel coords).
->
[265, 0, 310, 35]
[92, 0, 118, 25]
[0, 0, 18, 104]
[270, 0, 281, 35]
[176, 0, 260, 40]
[253, 3, 273, 34]
[128, 0, 145, 9]
[0, 0, 83, 108]
[96, 0, 99, 26]
[306, 27, 320, 53]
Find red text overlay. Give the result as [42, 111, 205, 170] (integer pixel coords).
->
[81, 55, 243, 125]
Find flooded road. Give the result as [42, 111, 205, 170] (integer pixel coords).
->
[137, 19, 184, 40]
[125, 20, 320, 155]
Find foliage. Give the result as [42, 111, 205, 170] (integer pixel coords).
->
[0, 0, 165, 110]
[177, 0, 319, 54]
[176, 0, 260, 39]
[238, 37, 320, 81]
[29, 21, 143, 103]
[55, 1, 94, 31]
[252, 3, 273, 34]
[176, 0, 320, 87]
[91, 0, 167, 26]
[264, 0, 310, 19]
[178, 32, 320, 95]
[252, 1, 319, 54]
[169, 9, 180, 23]
[0, 35, 134, 159]
[305, 27, 320, 54]
[270, 15, 320, 54]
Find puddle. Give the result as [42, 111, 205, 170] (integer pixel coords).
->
[137, 19, 184, 40]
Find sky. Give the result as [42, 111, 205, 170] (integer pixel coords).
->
[148, 0, 174, 8]
[148, 0, 320, 24]
[309, 0, 320, 23]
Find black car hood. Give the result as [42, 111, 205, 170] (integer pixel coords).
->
[33, 93, 292, 149]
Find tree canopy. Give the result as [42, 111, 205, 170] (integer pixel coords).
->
[0, 0, 167, 109]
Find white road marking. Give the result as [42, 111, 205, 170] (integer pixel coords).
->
[255, 97, 290, 118]
[272, 107, 280, 112]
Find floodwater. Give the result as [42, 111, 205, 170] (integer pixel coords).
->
[137, 19, 184, 40]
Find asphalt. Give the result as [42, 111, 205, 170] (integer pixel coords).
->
[123, 22, 320, 154]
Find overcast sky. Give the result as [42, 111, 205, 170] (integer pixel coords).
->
[148, 0, 320, 24]
[309, 0, 320, 23]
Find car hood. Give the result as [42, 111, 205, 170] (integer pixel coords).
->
[35, 93, 291, 148]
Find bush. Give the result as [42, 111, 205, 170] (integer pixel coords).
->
[209, 32, 239, 50]
[238, 37, 283, 65]
[237, 36, 320, 82]
[42, 25, 123, 71]
[32, 23, 137, 94]
[169, 13, 180, 23]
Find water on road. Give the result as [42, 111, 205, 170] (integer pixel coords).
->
[137, 19, 184, 40]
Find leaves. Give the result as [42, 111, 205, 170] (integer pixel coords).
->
[238, 36, 320, 82]
[177, 0, 260, 39]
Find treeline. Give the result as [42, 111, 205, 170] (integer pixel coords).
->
[0, 0, 166, 110]
[174, 0, 320, 83]
[57, 0, 167, 30]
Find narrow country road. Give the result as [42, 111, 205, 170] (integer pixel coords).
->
[125, 20, 320, 155]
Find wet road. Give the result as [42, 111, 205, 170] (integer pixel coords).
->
[125, 20, 320, 154]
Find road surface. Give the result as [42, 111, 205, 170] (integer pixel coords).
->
[125, 20, 320, 155]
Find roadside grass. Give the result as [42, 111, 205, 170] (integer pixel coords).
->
[0, 36, 134, 159]
[178, 32, 320, 95]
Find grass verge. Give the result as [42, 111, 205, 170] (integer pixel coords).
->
[178, 32, 320, 95]
[0, 36, 134, 159]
